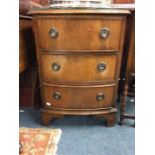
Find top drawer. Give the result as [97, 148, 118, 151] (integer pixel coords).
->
[35, 16, 125, 51]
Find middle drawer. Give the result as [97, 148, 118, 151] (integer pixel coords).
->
[40, 53, 118, 84]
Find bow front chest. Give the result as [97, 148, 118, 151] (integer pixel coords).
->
[30, 9, 129, 126]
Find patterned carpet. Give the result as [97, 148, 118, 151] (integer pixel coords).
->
[19, 128, 62, 155]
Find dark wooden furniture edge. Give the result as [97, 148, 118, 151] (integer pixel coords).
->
[19, 15, 33, 20]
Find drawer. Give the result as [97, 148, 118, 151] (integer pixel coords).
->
[36, 17, 124, 51]
[43, 84, 115, 109]
[41, 53, 118, 84]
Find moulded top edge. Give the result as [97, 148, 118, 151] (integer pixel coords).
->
[28, 8, 130, 15]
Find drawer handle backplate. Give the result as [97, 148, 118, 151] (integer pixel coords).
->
[49, 27, 59, 39]
[53, 92, 61, 100]
[100, 28, 110, 39]
[52, 62, 61, 71]
[97, 62, 106, 72]
[96, 93, 105, 101]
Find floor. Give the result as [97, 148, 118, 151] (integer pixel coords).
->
[19, 98, 135, 155]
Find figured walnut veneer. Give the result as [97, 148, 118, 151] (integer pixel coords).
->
[29, 9, 129, 127]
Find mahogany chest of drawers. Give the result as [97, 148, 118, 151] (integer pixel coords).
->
[30, 9, 129, 126]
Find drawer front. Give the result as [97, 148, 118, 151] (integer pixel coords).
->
[41, 53, 117, 83]
[43, 84, 115, 109]
[36, 17, 123, 51]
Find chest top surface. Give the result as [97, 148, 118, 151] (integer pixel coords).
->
[28, 8, 130, 15]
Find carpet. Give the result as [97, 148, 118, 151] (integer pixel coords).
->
[19, 128, 62, 155]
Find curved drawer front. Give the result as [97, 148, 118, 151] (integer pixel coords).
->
[41, 53, 117, 83]
[43, 84, 115, 109]
[36, 17, 123, 51]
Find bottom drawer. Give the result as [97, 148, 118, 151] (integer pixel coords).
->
[43, 84, 115, 109]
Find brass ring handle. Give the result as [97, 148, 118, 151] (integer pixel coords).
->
[96, 93, 105, 101]
[49, 27, 59, 38]
[53, 92, 61, 100]
[100, 28, 110, 39]
[97, 62, 106, 72]
[52, 62, 61, 71]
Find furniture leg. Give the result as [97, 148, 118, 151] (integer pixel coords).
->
[119, 83, 128, 125]
[96, 113, 116, 127]
[41, 112, 53, 126]
[104, 113, 116, 127]
[41, 112, 64, 126]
